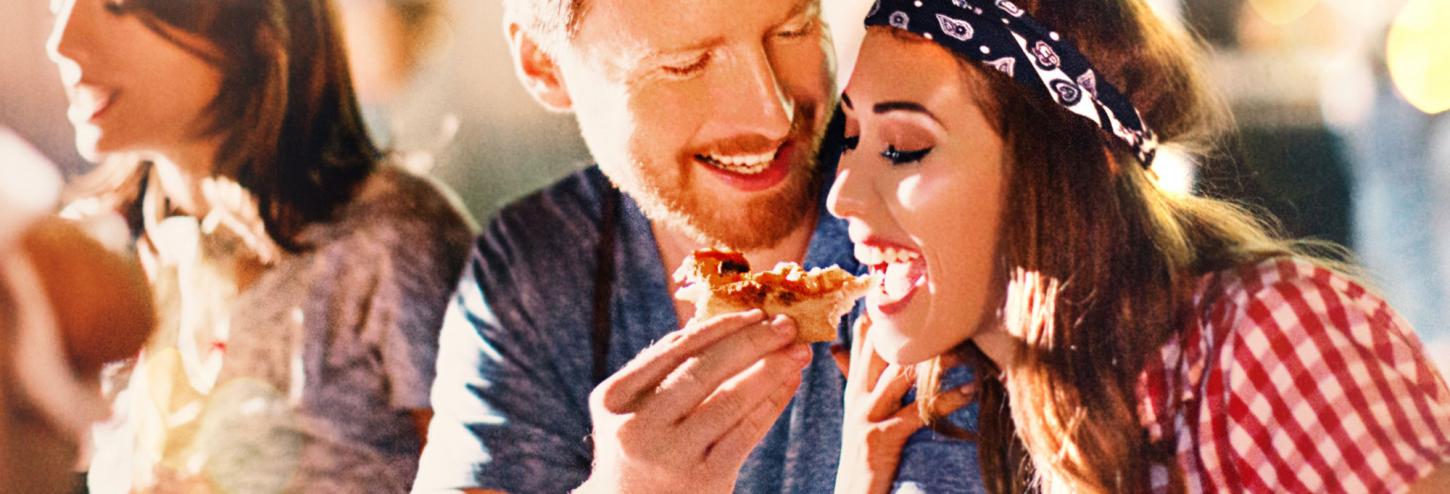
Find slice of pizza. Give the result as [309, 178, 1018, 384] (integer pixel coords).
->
[672, 248, 874, 343]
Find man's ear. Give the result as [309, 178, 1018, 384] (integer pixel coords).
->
[505, 21, 573, 113]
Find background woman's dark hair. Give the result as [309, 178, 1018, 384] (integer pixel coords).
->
[69, 0, 380, 251]
[885, 0, 1328, 492]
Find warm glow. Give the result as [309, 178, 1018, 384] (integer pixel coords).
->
[1245, 0, 1320, 25]
[1387, 0, 1450, 115]
[1149, 147, 1196, 196]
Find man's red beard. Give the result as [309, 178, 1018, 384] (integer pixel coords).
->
[619, 103, 829, 251]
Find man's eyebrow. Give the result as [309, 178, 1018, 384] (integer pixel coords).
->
[778, 0, 817, 26]
[633, 0, 816, 67]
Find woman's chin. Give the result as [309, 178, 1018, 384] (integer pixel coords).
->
[867, 325, 932, 366]
[72, 131, 103, 162]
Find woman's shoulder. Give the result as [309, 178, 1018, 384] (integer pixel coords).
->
[1191, 257, 1394, 333]
[1175, 263, 1450, 491]
[1179, 256, 1422, 379]
[315, 165, 476, 244]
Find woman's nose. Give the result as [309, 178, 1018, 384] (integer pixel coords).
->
[827, 158, 873, 221]
[46, 0, 91, 86]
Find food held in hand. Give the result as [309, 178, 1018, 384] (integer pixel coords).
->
[673, 248, 874, 343]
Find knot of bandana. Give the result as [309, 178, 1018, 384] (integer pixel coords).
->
[864, 0, 1159, 166]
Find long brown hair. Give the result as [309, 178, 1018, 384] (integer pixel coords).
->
[68, 0, 380, 251]
[902, 0, 1321, 491]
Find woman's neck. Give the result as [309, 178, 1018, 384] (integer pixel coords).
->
[972, 324, 1018, 370]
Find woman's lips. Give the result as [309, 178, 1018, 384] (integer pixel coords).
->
[68, 86, 117, 124]
[870, 258, 926, 315]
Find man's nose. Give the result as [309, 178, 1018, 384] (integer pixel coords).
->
[710, 44, 794, 144]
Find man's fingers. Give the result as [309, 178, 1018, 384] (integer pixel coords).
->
[703, 366, 802, 469]
[595, 309, 767, 413]
[677, 343, 810, 446]
[634, 315, 799, 419]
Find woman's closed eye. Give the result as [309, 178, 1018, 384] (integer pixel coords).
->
[839, 134, 932, 165]
[882, 145, 932, 165]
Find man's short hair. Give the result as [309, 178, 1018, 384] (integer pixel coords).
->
[503, 0, 586, 54]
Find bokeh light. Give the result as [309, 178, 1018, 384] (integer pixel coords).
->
[1245, 0, 1320, 25]
[1149, 147, 1196, 196]
[1386, 0, 1450, 115]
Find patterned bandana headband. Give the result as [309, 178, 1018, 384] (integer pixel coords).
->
[864, 0, 1160, 166]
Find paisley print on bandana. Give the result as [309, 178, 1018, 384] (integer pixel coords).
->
[889, 10, 911, 30]
[936, 14, 975, 41]
[865, 0, 1160, 166]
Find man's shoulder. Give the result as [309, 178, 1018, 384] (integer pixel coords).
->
[484, 166, 610, 250]
[466, 166, 610, 307]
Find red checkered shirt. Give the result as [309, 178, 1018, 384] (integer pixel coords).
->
[1138, 257, 1450, 493]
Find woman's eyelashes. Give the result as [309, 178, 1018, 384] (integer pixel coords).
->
[882, 145, 932, 165]
[840, 134, 932, 166]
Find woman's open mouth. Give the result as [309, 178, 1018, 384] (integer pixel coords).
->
[855, 240, 926, 315]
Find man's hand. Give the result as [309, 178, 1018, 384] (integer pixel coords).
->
[576, 310, 811, 493]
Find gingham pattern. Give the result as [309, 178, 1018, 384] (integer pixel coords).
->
[1138, 258, 1450, 493]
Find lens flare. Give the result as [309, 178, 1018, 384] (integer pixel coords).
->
[1387, 0, 1450, 115]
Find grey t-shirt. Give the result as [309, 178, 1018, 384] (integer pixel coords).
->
[414, 165, 985, 493]
[89, 168, 474, 494]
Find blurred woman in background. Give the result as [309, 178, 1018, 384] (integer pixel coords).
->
[827, 0, 1450, 492]
[47, 0, 474, 491]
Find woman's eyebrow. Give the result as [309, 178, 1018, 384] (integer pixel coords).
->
[873, 101, 942, 125]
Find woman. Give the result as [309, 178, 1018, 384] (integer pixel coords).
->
[47, 0, 474, 491]
[827, 0, 1450, 492]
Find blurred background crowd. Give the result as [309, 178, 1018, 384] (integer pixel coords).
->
[2, 0, 1447, 364]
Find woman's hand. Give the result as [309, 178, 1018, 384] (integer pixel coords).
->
[830, 314, 975, 494]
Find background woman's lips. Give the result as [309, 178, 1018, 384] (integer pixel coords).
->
[67, 86, 116, 124]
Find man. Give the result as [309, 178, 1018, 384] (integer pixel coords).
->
[413, 0, 982, 492]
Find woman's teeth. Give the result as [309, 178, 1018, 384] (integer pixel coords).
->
[884, 262, 917, 299]
[855, 243, 926, 303]
[701, 152, 775, 175]
[854, 244, 922, 267]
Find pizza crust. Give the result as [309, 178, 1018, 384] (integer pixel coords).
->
[673, 248, 874, 343]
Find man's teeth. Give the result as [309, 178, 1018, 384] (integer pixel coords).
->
[704, 152, 775, 174]
[855, 244, 922, 267]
